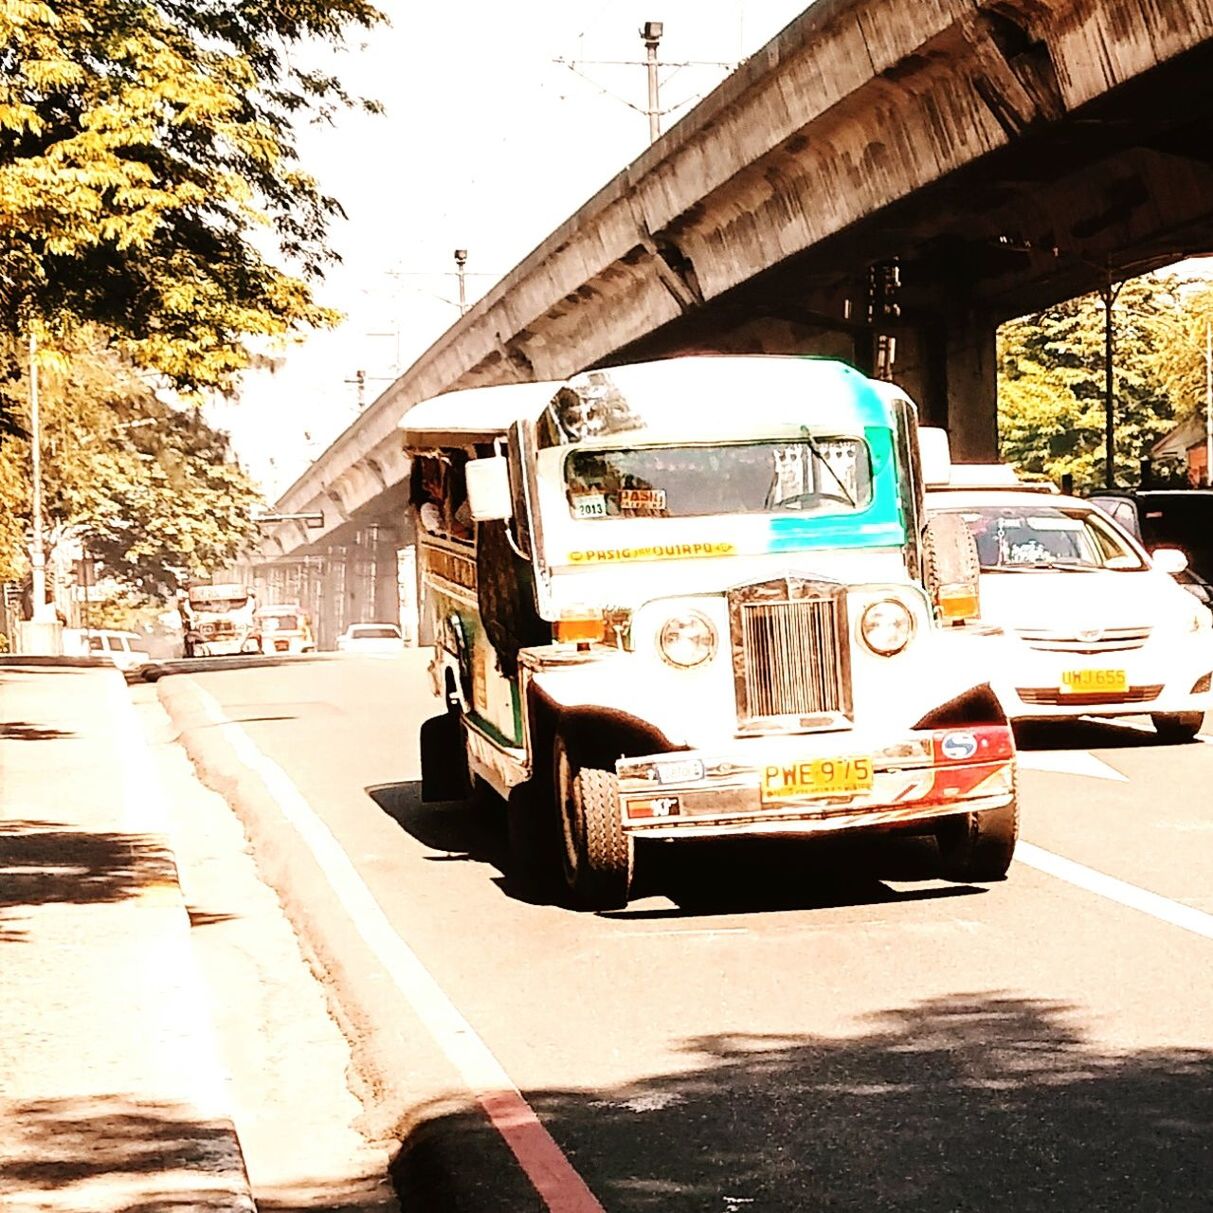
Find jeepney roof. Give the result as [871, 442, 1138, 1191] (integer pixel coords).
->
[399, 380, 562, 448]
[399, 356, 894, 451]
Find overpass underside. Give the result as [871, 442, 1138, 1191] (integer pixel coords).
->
[599, 22, 1213, 459]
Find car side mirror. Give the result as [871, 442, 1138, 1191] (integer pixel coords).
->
[1151, 547, 1188, 575]
[465, 456, 513, 522]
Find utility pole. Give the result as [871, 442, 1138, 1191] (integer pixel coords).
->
[1100, 279, 1123, 490]
[642, 21, 663, 142]
[28, 333, 54, 622]
[344, 368, 366, 410]
[553, 23, 733, 146]
[454, 249, 468, 315]
[1206, 320, 1212, 487]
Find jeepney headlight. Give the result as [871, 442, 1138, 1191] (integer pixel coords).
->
[658, 611, 717, 668]
[860, 599, 914, 656]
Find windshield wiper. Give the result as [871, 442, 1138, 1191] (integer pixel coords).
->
[798, 428, 856, 509]
[992, 560, 1099, 572]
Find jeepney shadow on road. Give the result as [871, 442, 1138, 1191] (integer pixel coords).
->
[366, 780, 987, 916]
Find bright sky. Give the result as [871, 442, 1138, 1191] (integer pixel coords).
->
[208, 1, 816, 499]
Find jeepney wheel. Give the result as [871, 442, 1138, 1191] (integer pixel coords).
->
[553, 734, 633, 911]
[1150, 712, 1204, 743]
[935, 800, 1018, 882]
[419, 709, 470, 803]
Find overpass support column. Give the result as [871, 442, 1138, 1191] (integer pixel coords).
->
[895, 313, 999, 461]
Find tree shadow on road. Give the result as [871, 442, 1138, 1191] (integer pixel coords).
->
[366, 781, 986, 917]
[392, 992, 1213, 1212]
[0, 720, 76, 740]
[0, 819, 179, 943]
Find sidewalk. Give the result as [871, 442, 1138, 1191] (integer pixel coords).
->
[0, 664, 255, 1213]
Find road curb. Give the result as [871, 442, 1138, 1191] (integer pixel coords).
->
[155, 673, 550, 1212]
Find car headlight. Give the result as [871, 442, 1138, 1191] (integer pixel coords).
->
[860, 599, 914, 656]
[658, 611, 717, 668]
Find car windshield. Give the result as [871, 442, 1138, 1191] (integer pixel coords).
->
[937, 505, 1147, 572]
[352, 626, 400, 639]
[563, 439, 872, 520]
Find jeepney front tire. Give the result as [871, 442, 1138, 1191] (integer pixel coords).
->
[935, 800, 1018, 882]
[554, 735, 633, 911]
[1151, 712, 1204, 743]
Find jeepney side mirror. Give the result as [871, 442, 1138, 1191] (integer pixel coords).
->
[919, 427, 952, 489]
[466, 456, 513, 522]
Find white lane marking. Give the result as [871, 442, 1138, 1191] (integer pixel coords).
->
[183, 679, 604, 1213]
[1016, 841, 1213, 941]
[1016, 750, 1127, 781]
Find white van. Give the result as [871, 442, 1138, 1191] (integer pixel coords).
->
[81, 630, 151, 671]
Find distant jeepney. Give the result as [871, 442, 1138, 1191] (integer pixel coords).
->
[182, 582, 261, 658]
[256, 603, 316, 655]
[404, 355, 1017, 909]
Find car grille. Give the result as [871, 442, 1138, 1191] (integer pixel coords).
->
[1017, 684, 1163, 706]
[729, 577, 850, 731]
[1015, 626, 1151, 653]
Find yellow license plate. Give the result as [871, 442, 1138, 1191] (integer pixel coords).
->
[1061, 668, 1127, 694]
[761, 757, 874, 801]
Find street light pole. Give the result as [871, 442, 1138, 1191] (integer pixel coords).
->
[641, 21, 663, 143]
[28, 332, 53, 621]
[454, 249, 468, 316]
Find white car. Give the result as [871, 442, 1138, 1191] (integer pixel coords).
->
[926, 485, 1213, 741]
[335, 623, 406, 655]
[84, 629, 152, 672]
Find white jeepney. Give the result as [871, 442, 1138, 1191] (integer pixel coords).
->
[404, 355, 1017, 909]
[181, 582, 261, 658]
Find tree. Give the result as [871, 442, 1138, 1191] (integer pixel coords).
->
[0, 0, 385, 434]
[0, 334, 263, 597]
[998, 275, 1183, 489]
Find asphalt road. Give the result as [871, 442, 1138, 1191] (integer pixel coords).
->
[159, 652, 1213, 1212]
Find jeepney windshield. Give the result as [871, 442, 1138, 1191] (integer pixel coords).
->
[563, 439, 872, 520]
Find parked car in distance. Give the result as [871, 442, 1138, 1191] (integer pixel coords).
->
[83, 629, 152, 671]
[1088, 489, 1213, 608]
[926, 471, 1213, 741]
[335, 622, 406, 655]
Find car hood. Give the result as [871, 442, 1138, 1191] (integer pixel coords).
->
[977, 568, 1194, 632]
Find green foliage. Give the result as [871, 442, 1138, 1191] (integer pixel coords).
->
[0, 0, 385, 433]
[0, 334, 264, 595]
[998, 275, 1185, 490]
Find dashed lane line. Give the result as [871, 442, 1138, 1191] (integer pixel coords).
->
[1016, 841, 1213, 941]
[183, 678, 605, 1213]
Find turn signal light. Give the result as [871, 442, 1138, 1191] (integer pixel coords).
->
[555, 608, 605, 645]
[936, 584, 979, 621]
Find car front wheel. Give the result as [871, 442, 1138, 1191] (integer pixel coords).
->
[1151, 712, 1204, 743]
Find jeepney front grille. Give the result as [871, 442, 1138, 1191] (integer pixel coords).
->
[730, 579, 850, 730]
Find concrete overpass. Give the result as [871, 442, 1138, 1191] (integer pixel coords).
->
[252, 0, 1213, 639]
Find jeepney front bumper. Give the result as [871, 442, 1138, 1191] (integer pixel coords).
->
[616, 725, 1015, 840]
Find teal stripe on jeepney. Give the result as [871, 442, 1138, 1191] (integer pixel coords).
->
[767, 424, 906, 553]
